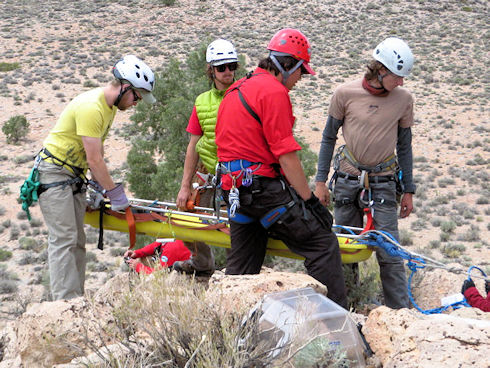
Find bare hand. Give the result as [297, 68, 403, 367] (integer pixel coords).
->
[400, 193, 413, 218]
[126, 258, 140, 270]
[314, 182, 330, 207]
[123, 250, 135, 258]
[176, 185, 191, 210]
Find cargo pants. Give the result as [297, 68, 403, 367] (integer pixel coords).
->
[38, 160, 87, 300]
[333, 175, 410, 309]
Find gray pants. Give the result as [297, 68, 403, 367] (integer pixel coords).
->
[334, 176, 409, 309]
[183, 187, 215, 271]
[38, 160, 87, 300]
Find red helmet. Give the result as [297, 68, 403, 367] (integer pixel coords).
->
[267, 28, 315, 75]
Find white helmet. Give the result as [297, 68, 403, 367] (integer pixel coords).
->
[113, 55, 156, 104]
[206, 39, 238, 66]
[373, 37, 414, 77]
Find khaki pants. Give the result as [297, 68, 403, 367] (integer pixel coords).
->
[38, 160, 87, 300]
[183, 187, 215, 271]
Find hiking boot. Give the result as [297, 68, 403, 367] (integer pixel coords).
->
[173, 259, 215, 277]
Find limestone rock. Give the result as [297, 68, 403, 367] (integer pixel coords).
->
[363, 306, 490, 368]
[207, 267, 327, 312]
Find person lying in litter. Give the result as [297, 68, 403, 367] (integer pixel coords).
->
[461, 278, 490, 312]
[123, 239, 191, 275]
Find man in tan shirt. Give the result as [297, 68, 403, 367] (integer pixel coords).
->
[315, 37, 416, 309]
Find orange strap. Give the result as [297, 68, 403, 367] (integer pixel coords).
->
[125, 208, 136, 249]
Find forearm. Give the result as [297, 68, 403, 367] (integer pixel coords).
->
[397, 127, 416, 193]
[180, 135, 200, 189]
[279, 151, 312, 201]
[88, 157, 116, 191]
[315, 115, 342, 183]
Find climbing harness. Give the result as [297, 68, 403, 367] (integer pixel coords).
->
[331, 145, 401, 216]
[20, 148, 88, 220]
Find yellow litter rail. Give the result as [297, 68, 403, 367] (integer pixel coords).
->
[84, 204, 373, 264]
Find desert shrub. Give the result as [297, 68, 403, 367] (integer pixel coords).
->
[0, 61, 20, 72]
[9, 224, 20, 241]
[19, 236, 38, 250]
[440, 220, 456, 233]
[2, 115, 29, 144]
[17, 254, 38, 266]
[0, 205, 5, 216]
[0, 280, 18, 294]
[86, 251, 98, 263]
[0, 249, 13, 262]
[343, 258, 382, 310]
[159, 0, 176, 5]
[441, 243, 466, 258]
[78, 272, 349, 367]
[399, 229, 414, 246]
[429, 240, 440, 249]
[109, 247, 126, 257]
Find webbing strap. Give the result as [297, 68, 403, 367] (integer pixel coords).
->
[225, 72, 266, 126]
[339, 145, 397, 173]
[125, 208, 136, 249]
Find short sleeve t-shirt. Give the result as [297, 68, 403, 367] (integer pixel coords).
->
[329, 79, 413, 171]
[186, 106, 203, 136]
[43, 88, 117, 169]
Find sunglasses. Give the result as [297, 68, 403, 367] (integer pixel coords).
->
[214, 63, 238, 72]
[131, 88, 140, 102]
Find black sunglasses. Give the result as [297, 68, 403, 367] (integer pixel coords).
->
[131, 88, 140, 102]
[214, 63, 238, 72]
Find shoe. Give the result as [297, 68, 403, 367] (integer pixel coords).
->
[173, 260, 215, 277]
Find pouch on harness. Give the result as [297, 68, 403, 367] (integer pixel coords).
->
[19, 149, 86, 220]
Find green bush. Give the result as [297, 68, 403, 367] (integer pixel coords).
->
[0, 62, 20, 72]
[2, 115, 29, 144]
[0, 249, 12, 261]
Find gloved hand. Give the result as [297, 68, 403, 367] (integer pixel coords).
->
[305, 192, 333, 230]
[461, 278, 475, 294]
[106, 183, 129, 211]
[485, 280, 490, 295]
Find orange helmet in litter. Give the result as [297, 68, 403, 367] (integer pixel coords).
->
[267, 28, 315, 75]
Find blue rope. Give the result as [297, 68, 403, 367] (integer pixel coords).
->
[358, 231, 472, 314]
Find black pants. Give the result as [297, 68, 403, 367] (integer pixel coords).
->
[224, 176, 347, 308]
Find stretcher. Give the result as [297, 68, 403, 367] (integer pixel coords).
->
[84, 200, 373, 264]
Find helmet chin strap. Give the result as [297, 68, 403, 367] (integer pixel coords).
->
[114, 83, 132, 108]
[270, 52, 303, 86]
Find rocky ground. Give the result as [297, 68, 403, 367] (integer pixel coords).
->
[0, 0, 488, 366]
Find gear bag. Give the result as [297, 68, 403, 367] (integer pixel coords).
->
[19, 156, 42, 221]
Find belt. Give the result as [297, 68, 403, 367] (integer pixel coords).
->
[337, 171, 395, 183]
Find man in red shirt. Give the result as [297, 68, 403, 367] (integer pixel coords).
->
[215, 28, 347, 308]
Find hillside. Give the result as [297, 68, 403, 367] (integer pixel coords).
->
[0, 0, 488, 365]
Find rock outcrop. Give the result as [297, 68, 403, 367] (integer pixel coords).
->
[363, 306, 490, 368]
[1, 270, 489, 367]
